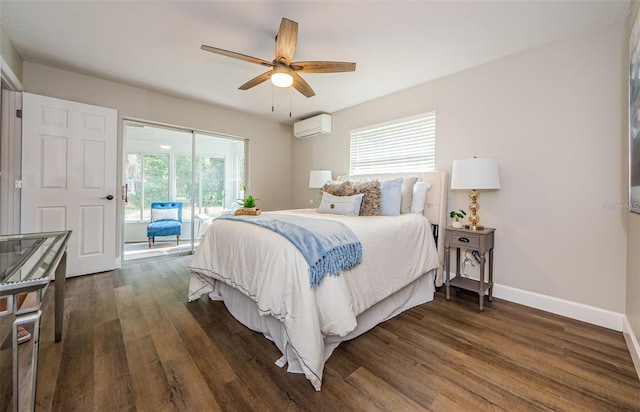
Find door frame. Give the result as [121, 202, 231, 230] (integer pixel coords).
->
[0, 55, 23, 235]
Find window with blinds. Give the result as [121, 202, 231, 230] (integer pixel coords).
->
[349, 112, 436, 174]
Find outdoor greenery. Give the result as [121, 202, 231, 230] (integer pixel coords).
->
[203, 193, 220, 207]
[125, 153, 225, 221]
[195, 156, 225, 208]
[125, 153, 169, 220]
[175, 155, 225, 209]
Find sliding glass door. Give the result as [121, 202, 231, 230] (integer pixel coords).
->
[123, 122, 245, 260]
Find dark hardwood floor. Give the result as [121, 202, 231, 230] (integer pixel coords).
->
[33, 256, 640, 411]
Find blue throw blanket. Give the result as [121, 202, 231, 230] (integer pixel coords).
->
[217, 213, 362, 288]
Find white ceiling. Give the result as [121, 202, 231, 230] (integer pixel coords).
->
[0, 1, 633, 124]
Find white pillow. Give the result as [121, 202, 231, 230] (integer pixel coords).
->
[152, 208, 179, 221]
[400, 177, 418, 214]
[318, 192, 364, 216]
[410, 182, 432, 214]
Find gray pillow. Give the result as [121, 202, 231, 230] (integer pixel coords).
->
[400, 177, 418, 214]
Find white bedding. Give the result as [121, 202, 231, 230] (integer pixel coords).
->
[188, 208, 440, 390]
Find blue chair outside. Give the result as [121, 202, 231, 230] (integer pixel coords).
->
[147, 202, 183, 248]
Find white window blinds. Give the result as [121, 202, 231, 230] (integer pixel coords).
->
[349, 112, 436, 174]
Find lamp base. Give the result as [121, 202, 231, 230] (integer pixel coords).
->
[465, 224, 484, 231]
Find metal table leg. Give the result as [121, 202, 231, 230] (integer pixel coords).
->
[54, 252, 66, 342]
[13, 310, 41, 412]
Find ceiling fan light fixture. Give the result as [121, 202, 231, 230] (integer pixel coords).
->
[271, 66, 293, 88]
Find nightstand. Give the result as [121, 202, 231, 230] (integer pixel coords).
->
[444, 226, 495, 311]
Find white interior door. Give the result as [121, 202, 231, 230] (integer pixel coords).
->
[21, 92, 118, 277]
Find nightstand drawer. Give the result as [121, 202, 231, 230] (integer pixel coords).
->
[446, 232, 480, 249]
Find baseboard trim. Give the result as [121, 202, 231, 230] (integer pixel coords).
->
[492, 283, 624, 331]
[623, 317, 640, 380]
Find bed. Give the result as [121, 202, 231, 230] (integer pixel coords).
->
[187, 171, 447, 390]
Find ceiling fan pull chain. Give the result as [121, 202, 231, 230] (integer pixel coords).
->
[272, 85, 275, 112]
[289, 88, 292, 118]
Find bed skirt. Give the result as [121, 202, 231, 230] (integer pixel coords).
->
[203, 270, 435, 388]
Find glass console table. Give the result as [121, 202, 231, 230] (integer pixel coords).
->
[0, 230, 71, 412]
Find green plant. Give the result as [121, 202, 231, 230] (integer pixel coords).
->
[238, 195, 258, 208]
[449, 209, 467, 221]
[203, 193, 220, 207]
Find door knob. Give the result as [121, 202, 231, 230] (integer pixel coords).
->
[101, 195, 114, 200]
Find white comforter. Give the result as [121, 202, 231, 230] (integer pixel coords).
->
[188, 209, 439, 390]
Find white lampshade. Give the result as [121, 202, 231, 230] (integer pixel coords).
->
[451, 158, 501, 190]
[309, 170, 332, 188]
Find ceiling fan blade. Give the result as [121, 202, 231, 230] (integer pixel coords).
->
[275, 18, 298, 65]
[239, 71, 272, 90]
[291, 72, 315, 98]
[291, 61, 356, 73]
[201, 45, 273, 68]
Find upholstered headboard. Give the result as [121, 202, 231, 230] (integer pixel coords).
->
[337, 171, 448, 285]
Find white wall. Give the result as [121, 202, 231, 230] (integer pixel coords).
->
[1, 25, 23, 82]
[23, 62, 292, 258]
[23, 62, 292, 211]
[292, 21, 628, 315]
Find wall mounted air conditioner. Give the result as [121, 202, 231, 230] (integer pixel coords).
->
[293, 114, 332, 139]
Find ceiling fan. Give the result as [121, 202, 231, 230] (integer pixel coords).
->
[201, 18, 356, 98]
